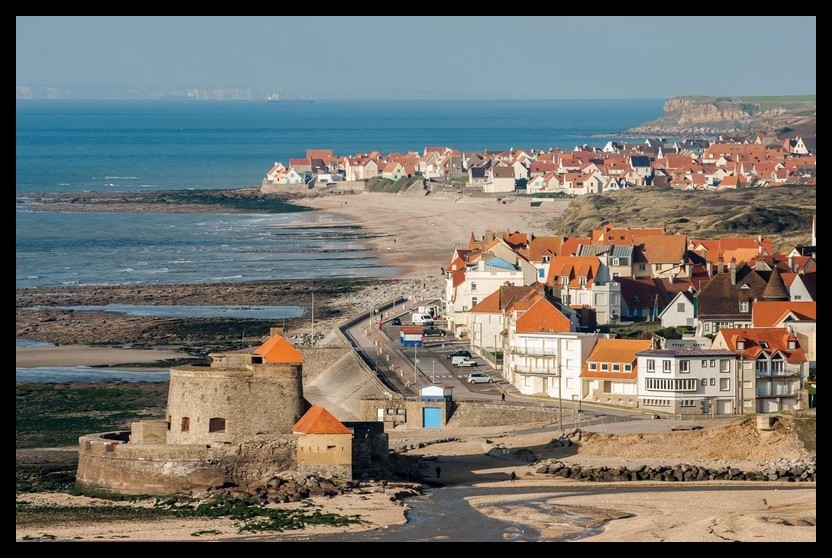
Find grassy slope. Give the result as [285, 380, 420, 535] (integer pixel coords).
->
[547, 185, 816, 252]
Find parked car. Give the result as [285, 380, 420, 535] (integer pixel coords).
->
[467, 372, 493, 383]
[446, 349, 472, 360]
[423, 327, 446, 337]
[391, 317, 401, 325]
[454, 357, 479, 368]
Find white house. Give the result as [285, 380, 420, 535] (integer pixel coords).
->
[277, 168, 304, 185]
[503, 330, 599, 401]
[636, 348, 738, 415]
[659, 290, 697, 329]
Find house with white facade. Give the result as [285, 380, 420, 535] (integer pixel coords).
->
[659, 290, 697, 328]
[636, 348, 739, 415]
[580, 338, 653, 409]
[503, 330, 599, 401]
[712, 327, 807, 413]
[545, 255, 622, 325]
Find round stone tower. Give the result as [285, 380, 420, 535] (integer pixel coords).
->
[165, 333, 305, 445]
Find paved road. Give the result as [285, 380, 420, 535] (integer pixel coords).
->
[342, 301, 664, 425]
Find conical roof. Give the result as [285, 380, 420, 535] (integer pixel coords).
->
[761, 267, 789, 300]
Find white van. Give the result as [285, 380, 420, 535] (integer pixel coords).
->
[411, 312, 434, 325]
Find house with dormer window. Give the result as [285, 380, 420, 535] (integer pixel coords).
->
[712, 327, 807, 413]
[581, 338, 652, 408]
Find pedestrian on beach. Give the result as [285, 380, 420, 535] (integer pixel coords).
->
[436, 466, 441, 479]
[501, 392, 506, 402]
[510, 471, 517, 482]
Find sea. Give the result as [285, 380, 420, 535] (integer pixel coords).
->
[16, 99, 663, 289]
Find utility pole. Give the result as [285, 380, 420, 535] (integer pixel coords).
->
[558, 336, 563, 434]
[311, 288, 315, 347]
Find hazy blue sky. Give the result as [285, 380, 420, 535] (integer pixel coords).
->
[16, 16, 816, 100]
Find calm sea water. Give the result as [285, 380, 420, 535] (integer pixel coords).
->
[16, 99, 663, 289]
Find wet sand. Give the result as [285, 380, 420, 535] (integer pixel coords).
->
[16, 345, 196, 368]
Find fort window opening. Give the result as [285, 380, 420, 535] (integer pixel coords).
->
[181, 417, 190, 432]
[251, 356, 263, 364]
[209, 417, 226, 433]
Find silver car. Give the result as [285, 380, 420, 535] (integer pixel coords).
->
[467, 372, 494, 384]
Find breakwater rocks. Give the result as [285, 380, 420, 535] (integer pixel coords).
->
[394, 437, 460, 453]
[534, 457, 816, 483]
[202, 473, 421, 504]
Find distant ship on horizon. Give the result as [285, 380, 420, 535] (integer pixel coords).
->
[267, 91, 313, 103]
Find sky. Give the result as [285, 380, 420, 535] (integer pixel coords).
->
[16, 16, 816, 100]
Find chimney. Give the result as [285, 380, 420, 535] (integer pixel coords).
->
[729, 261, 737, 285]
[685, 262, 692, 277]
[716, 256, 724, 275]
[788, 255, 796, 272]
[757, 235, 763, 254]
[706, 261, 713, 277]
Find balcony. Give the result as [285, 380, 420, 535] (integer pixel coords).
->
[755, 369, 801, 378]
[756, 387, 796, 397]
[512, 364, 557, 376]
[508, 346, 557, 357]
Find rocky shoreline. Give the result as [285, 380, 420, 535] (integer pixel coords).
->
[16, 277, 444, 355]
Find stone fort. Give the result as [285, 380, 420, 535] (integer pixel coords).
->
[76, 330, 388, 496]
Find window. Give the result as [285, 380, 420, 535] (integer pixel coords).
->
[663, 360, 671, 373]
[759, 341, 769, 349]
[561, 276, 569, 286]
[739, 300, 749, 312]
[639, 264, 646, 271]
[471, 297, 478, 307]
[788, 340, 797, 350]
[705, 323, 711, 332]
[720, 360, 730, 373]
[719, 378, 730, 391]
[709, 378, 716, 386]
[680, 400, 696, 407]
[471, 282, 477, 291]
[624, 364, 632, 372]
[181, 417, 190, 432]
[710, 359, 716, 367]
[209, 417, 226, 433]
[579, 276, 587, 287]
[601, 363, 609, 371]
[589, 363, 597, 371]
[701, 378, 707, 386]
[647, 359, 655, 372]
[679, 360, 689, 373]
[538, 268, 545, 278]
[737, 341, 745, 350]
[612, 258, 620, 266]
[678, 302, 686, 312]
[702, 360, 708, 367]
[613, 364, 621, 372]
[633, 294, 640, 302]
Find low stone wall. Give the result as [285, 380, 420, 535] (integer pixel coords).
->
[534, 458, 817, 483]
[77, 432, 298, 496]
[446, 401, 559, 427]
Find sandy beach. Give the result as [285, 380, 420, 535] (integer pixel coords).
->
[16, 423, 816, 542]
[301, 192, 569, 279]
[16, 345, 196, 368]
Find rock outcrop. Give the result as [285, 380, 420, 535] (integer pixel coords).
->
[625, 95, 815, 137]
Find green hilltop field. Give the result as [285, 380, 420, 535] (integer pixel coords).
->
[548, 185, 816, 252]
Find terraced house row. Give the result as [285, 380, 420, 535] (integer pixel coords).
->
[440, 222, 816, 416]
[262, 135, 815, 193]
